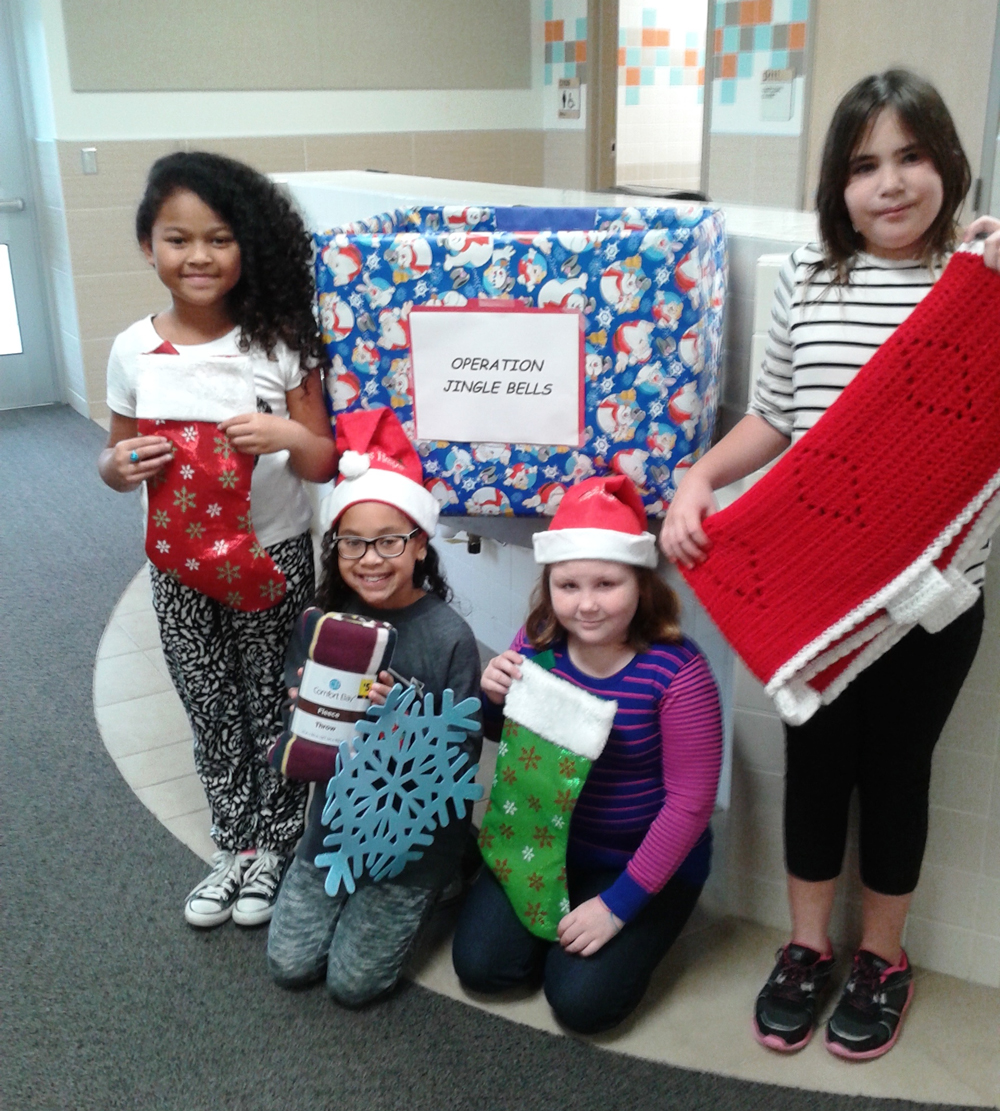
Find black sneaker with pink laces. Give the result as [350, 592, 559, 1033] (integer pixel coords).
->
[753, 943, 836, 1052]
[825, 948, 913, 1060]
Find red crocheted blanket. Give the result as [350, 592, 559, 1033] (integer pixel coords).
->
[682, 248, 1000, 723]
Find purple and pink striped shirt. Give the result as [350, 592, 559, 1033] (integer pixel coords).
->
[502, 629, 723, 921]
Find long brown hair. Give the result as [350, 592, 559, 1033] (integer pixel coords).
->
[524, 563, 681, 653]
[815, 69, 971, 282]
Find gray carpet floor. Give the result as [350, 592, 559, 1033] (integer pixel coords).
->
[0, 405, 972, 1111]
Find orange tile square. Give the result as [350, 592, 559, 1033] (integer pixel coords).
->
[618, 46, 626, 66]
[577, 42, 587, 62]
[571, 40, 584, 61]
[720, 53, 737, 78]
[545, 21, 554, 42]
[547, 20, 564, 42]
[641, 27, 657, 46]
[739, 0, 755, 24]
[656, 29, 670, 46]
[684, 49, 698, 66]
[714, 26, 723, 52]
[788, 21, 806, 48]
[625, 66, 640, 86]
[757, 0, 772, 20]
[697, 67, 705, 85]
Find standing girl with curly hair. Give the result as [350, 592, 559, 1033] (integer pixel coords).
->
[98, 151, 337, 929]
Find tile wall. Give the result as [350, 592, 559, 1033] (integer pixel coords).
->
[615, 0, 707, 192]
[543, 0, 588, 87]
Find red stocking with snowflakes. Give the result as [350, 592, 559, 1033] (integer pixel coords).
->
[135, 355, 287, 612]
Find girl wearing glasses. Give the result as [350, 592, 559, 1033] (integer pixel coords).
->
[266, 406, 483, 1007]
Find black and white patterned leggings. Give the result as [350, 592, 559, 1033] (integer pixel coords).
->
[150, 531, 315, 854]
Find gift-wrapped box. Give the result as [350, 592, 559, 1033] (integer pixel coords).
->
[315, 203, 726, 516]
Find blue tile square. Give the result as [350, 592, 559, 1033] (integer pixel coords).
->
[670, 66, 684, 85]
[656, 48, 670, 66]
[738, 51, 754, 78]
[770, 49, 789, 68]
[619, 26, 627, 47]
[720, 78, 736, 104]
[544, 0, 553, 19]
[564, 62, 577, 79]
[697, 85, 704, 105]
[754, 24, 771, 49]
[791, 0, 809, 21]
[643, 8, 657, 27]
[626, 46, 641, 66]
[723, 25, 739, 52]
[716, 0, 727, 26]
[641, 66, 655, 85]
[626, 86, 640, 106]
[576, 17, 587, 40]
[686, 31, 699, 48]
[552, 41, 564, 62]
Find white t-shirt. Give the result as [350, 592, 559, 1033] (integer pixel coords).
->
[106, 316, 313, 548]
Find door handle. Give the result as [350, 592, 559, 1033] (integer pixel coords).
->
[0, 198, 25, 212]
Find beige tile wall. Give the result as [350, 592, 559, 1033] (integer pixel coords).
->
[706, 134, 801, 208]
[48, 131, 551, 418]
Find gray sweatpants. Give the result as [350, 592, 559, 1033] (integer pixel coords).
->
[266, 856, 438, 1007]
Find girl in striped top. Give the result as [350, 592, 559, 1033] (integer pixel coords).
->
[661, 70, 1000, 1060]
[452, 475, 722, 1034]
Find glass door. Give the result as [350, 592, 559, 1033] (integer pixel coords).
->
[0, 2, 59, 410]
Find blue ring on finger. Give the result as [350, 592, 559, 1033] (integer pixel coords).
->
[129, 450, 140, 463]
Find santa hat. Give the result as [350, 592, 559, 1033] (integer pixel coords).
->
[327, 407, 439, 536]
[532, 474, 656, 567]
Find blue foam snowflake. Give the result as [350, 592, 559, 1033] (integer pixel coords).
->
[314, 684, 483, 896]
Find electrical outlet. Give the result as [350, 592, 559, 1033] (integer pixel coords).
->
[80, 147, 98, 175]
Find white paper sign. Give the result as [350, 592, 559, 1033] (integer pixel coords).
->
[409, 306, 583, 446]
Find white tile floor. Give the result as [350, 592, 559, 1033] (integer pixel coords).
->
[94, 567, 1000, 1107]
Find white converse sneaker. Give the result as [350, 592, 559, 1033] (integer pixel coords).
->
[232, 850, 285, 927]
[184, 850, 247, 928]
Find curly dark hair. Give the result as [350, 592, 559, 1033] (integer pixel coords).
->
[524, 563, 681, 653]
[315, 527, 452, 612]
[815, 69, 971, 282]
[136, 150, 327, 368]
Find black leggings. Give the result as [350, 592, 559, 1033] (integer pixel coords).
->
[784, 597, 983, 896]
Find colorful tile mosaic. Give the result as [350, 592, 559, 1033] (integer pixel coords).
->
[617, 5, 705, 108]
[712, 0, 808, 108]
[543, 0, 588, 86]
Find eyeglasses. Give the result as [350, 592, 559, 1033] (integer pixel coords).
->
[332, 528, 421, 560]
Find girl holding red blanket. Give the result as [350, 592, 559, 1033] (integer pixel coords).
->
[453, 475, 722, 1034]
[660, 70, 1000, 1059]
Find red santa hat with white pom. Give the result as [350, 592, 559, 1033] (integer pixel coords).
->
[532, 474, 656, 567]
[327, 406, 439, 535]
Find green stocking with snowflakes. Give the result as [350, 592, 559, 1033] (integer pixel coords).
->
[478, 653, 617, 941]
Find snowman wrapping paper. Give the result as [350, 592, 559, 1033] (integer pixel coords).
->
[315, 204, 726, 517]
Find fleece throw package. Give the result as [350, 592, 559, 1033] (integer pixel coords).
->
[314, 203, 726, 517]
[270, 607, 397, 781]
[682, 247, 1000, 724]
[478, 654, 616, 941]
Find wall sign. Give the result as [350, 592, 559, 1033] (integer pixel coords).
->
[409, 304, 584, 446]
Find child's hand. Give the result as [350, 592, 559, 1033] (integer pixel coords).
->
[219, 412, 294, 456]
[368, 670, 394, 706]
[481, 651, 524, 705]
[557, 895, 623, 957]
[105, 434, 173, 491]
[965, 216, 1000, 272]
[658, 471, 716, 567]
